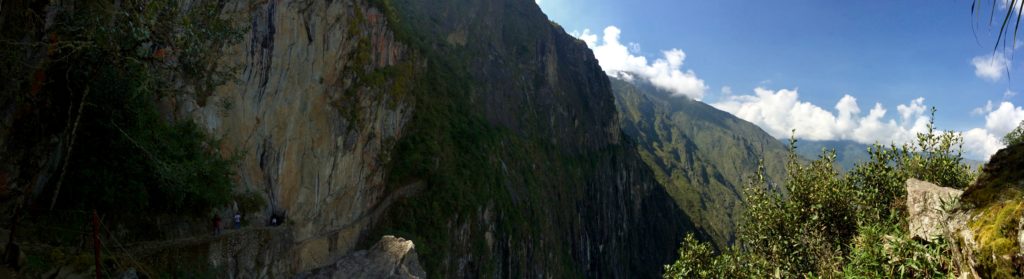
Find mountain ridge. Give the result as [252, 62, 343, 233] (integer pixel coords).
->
[611, 77, 790, 248]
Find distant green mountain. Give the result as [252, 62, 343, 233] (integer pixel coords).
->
[792, 139, 987, 171]
[792, 140, 872, 171]
[612, 78, 790, 248]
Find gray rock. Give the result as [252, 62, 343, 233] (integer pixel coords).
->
[117, 268, 139, 279]
[906, 178, 963, 242]
[297, 235, 425, 279]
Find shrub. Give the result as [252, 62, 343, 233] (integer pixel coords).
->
[1004, 120, 1024, 146]
[898, 109, 977, 190]
[843, 224, 951, 278]
[665, 111, 975, 277]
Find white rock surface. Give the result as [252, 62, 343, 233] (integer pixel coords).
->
[906, 178, 963, 242]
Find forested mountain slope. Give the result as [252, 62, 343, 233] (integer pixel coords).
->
[612, 78, 789, 248]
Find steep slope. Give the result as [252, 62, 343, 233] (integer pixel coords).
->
[612, 78, 789, 248]
[363, 1, 704, 277]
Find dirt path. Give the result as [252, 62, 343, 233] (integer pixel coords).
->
[111, 181, 425, 258]
[114, 226, 285, 258]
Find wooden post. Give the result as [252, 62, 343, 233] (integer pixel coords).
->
[92, 210, 101, 279]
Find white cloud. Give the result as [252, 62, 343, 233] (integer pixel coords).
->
[574, 29, 598, 47]
[711, 88, 1024, 160]
[573, 26, 708, 99]
[963, 128, 1005, 161]
[985, 101, 1024, 136]
[711, 88, 927, 145]
[896, 97, 926, 124]
[972, 100, 994, 116]
[961, 100, 1024, 159]
[972, 52, 1011, 81]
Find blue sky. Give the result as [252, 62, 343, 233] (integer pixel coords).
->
[537, 0, 1024, 160]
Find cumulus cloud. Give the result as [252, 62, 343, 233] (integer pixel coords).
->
[972, 100, 995, 116]
[961, 100, 1024, 160]
[972, 52, 1011, 81]
[711, 88, 1024, 160]
[720, 86, 733, 97]
[711, 88, 928, 145]
[985, 101, 1024, 136]
[573, 26, 708, 99]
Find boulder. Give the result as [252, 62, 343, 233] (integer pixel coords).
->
[297, 235, 425, 279]
[906, 178, 963, 242]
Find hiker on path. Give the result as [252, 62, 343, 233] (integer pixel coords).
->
[212, 214, 222, 236]
[233, 212, 242, 229]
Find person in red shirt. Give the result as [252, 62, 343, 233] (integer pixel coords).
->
[212, 214, 222, 236]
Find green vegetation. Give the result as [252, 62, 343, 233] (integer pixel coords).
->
[31, 0, 242, 217]
[793, 140, 872, 171]
[958, 140, 1024, 278]
[374, 37, 589, 278]
[1004, 120, 1024, 146]
[363, 1, 586, 277]
[970, 200, 1024, 277]
[0, 0, 245, 262]
[665, 112, 980, 278]
[612, 78, 791, 248]
[363, 0, 692, 277]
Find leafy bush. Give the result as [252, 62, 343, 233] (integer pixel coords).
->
[843, 224, 951, 278]
[664, 234, 775, 279]
[665, 111, 976, 278]
[898, 109, 977, 190]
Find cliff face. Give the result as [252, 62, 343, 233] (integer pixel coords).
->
[611, 78, 790, 248]
[171, 0, 702, 277]
[168, 0, 418, 272]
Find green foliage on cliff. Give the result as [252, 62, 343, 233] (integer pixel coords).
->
[378, 43, 588, 278]
[959, 142, 1024, 278]
[2, 0, 241, 217]
[665, 114, 978, 278]
[368, 0, 696, 277]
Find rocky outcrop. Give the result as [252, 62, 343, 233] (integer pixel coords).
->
[928, 143, 1024, 278]
[906, 178, 963, 242]
[298, 235, 425, 279]
[904, 179, 982, 278]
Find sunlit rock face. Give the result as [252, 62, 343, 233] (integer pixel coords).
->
[905, 178, 962, 242]
[168, 0, 415, 272]
[167, 0, 704, 277]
